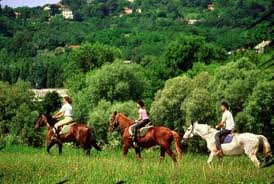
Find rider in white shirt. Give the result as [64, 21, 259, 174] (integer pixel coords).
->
[215, 101, 235, 156]
[52, 96, 73, 139]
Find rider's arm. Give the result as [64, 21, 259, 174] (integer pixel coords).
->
[135, 110, 142, 122]
[216, 121, 225, 129]
[216, 112, 226, 128]
[53, 111, 63, 119]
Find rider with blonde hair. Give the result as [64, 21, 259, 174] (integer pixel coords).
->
[52, 95, 73, 139]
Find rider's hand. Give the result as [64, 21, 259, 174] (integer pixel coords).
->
[215, 125, 219, 129]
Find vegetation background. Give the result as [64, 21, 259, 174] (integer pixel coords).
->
[0, 0, 273, 183]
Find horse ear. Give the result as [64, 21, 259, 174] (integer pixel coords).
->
[192, 121, 198, 126]
[114, 111, 117, 115]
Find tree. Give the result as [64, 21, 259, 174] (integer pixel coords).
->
[236, 81, 274, 142]
[88, 100, 137, 143]
[209, 58, 259, 115]
[150, 76, 192, 131]
[0, 80, 44, 147]
[68, 61, 147, 122]
[163, 35, 226, 75]
[69, 42, 121, 73]
[42, 91, 61, 114]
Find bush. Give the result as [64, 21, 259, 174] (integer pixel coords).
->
[0, 81, 44, 147]
[88, 100, 137, 143]
[69, 61, 147, 122]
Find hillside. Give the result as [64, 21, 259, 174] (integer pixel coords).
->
[0, 0, 272, 88]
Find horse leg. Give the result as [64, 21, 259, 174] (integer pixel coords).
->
[244, 142, 260, 167]
[207, 152, 215, 167]
[247, 154, 261, 168]
[165, 146, 177, 162]
[160, 147, 166, 161]
[86, 148, 91, 156]
[47, 140, 55, 154]
[57, 142, 62, 155]
[134, 147, 142, 160]
[122, 144, 130, 159]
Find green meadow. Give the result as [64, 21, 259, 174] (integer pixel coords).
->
[0, 145, 273, 184]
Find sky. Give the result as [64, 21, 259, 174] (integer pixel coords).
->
[0, 0, 60, 8]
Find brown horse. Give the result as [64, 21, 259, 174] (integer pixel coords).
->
[35, 114, 101, 155]
[108, 112, 182, 162]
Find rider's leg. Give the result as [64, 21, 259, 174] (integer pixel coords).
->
[53, 117, 73, 138]
[214, 129, 231, 155]
[133, 119, 150, 145]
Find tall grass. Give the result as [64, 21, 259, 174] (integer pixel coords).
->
[0, 145, 273, 184]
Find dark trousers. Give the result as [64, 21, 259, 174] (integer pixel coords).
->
[132, 119, 150, 141]
[215, 129, 231, 150]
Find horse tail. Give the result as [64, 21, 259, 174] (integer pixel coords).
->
[258, 135, 272, 161]
[87, 128, 102, 151]
[171, 131, 182, 161]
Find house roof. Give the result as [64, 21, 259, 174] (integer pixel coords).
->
[254, 40, 271, 49]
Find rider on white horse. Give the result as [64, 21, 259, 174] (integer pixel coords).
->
[215, 101, 235, 156]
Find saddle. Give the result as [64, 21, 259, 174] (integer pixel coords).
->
[220, 134, 234, 144]
[220, 130, 237, 144]
[59, 122, 76, 135]
[129, 122, 153, 137]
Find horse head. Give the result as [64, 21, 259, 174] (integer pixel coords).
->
[183, 122, 198, 140]
[35, 114, 47, 129]
[108, 111, 134, 132]
[108, 111, 119, 132]
[183, 122, 213, 140]
[35, 114, 57, 129]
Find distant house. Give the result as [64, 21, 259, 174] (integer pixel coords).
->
[136, 8, 142, 14]
[187, 19, 198, 25]
[208, 4, 215, 11]
[86, 0, 94, 4]
[32, 88, 68, 101]
[124, 7, 133, 15]
[254, 40, 271, 53]
[123, 60, 132, 64]
[43, 6, 51, 11]
[62, 8, 74, 19]
[15, 12, 21, 18]
[67, 44, 80, 49]
[43, 3, 73, 20]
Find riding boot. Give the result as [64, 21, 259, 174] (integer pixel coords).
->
[133, 131, 139, 148]
[52, 127, 59, 140]
[216, 149, 224, 157]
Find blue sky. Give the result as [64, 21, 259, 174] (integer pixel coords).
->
[0, 0, 60, 8]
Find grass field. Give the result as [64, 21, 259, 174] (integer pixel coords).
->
[0, 144, 273, 184]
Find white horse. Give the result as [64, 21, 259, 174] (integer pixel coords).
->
[183, 122, 272, 167]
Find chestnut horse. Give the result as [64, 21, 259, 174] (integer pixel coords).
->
[35, 114, 101, 155]
[108, 112, 182, 162]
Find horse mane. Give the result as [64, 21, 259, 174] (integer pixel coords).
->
[44, 113, 55, 126]
[117, 112, 134, 122]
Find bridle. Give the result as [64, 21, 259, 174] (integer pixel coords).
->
[37, 115, 52, 129]
[109, 114, 119, 130]
[186, 123, 212, 138]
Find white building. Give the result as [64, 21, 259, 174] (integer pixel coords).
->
[62, 9, 74, 19]
[32, 89, 68, 101]
[254, 40, 271, 53]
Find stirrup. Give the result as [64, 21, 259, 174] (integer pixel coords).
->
[216, 149, 224, 157]
[133, 141, 139, 148]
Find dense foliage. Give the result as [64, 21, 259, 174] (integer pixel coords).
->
[0, 0, 273, 151]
